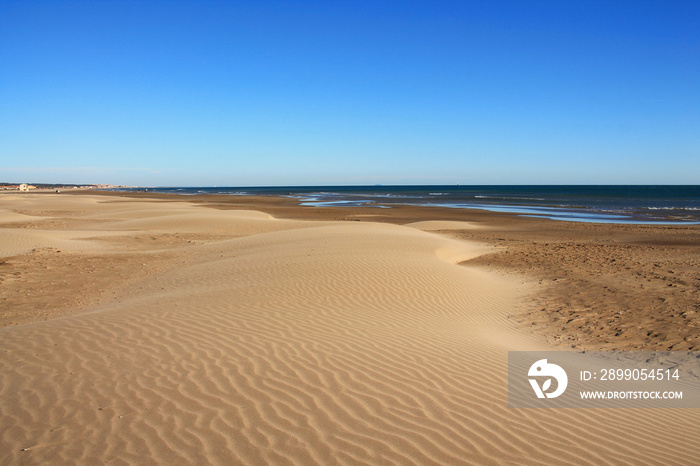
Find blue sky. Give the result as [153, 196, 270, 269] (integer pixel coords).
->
[1, 0, 698, 186]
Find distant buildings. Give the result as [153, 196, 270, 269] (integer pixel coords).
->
[1, 183, 36, 191]
[0, 183, 130, 191]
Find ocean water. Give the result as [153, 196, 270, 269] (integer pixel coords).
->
[114, 185, 700, 224]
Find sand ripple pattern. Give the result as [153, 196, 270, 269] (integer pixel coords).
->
[1, 197, 698, 465]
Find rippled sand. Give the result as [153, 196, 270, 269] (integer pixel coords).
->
[1, 194, 698, 464]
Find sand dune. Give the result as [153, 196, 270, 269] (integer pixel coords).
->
[1, 195, 698, 464]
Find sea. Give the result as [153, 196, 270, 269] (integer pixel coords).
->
[112, 185, 700, 225]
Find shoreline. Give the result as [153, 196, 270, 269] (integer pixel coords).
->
[96, 185, 700, 225]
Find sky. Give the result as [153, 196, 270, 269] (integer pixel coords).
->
[1, 0, 699, 186]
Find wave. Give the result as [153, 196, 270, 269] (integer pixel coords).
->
[473, 195, 546, 201]
[645, 207, 700, 211]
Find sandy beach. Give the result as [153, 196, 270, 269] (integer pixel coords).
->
[1, 192, 698, 464]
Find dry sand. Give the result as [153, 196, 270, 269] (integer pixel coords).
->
[1, 192, 698, 465]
